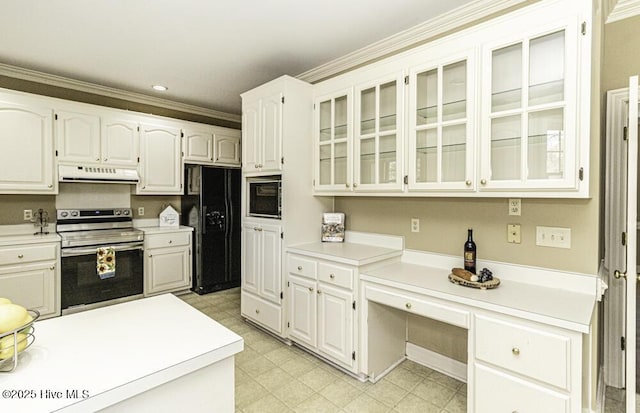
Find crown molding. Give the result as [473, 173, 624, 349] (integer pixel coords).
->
[297, 0, 529, 84]
[0, 62, 241, 123]
[605, 0, 640, 23]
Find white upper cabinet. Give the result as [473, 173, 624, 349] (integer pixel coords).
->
[314, 89, 353, 192]
[100, 115, 139, 166]
[479, 18, 579, 193]
[354, 73, 404, 192]
[56, 110, 101, 163]
[138, 122, 182, 194]
[311, 0, 591, 198]
[0, 98, 56, 194]
[242, 92, 282, 174]
[57, 111, 139, 167]
[408, 52, 475, 192]
[213, 130, 241, 166]
[183, 125, 240, 167]
[182, 126, 214, 164]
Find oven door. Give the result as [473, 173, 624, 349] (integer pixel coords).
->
[61, 242, 144, 310]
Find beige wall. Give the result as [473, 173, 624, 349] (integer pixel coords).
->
[601, 14, 640, 92]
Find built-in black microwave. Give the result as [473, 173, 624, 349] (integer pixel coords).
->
[248, 177, 282, 219]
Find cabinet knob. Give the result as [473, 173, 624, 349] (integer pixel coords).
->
[18, 254, 24, 259]
[50, 265, 55, 270]
[169, 240, 172, 244]
[255, 309, 260, 314]
[48, 184, 53, 188]
[254, 164, 258, 169]
[405, 302, 412, 309]
[308, 287, 313, 292]
[512, 347, 520, 356]
[465, 180, 472, 186]
[257, 228, 263, 232]
[96, 158, 100, 161]
[480, 179, 487, 185]
[104, 158, 108, 161]
[329, 274, 335, 279]
[345, 183, 350, 188]
[297, 266, 303, 271]
[148, 254, 153, 258]
[353, 183, 358, 188]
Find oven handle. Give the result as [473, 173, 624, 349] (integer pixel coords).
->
[61, 243, 144, 257]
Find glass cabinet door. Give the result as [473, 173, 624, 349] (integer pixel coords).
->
[408, 55, 474, 191]
[314, 89, 352, 192]
[354, 74, 404, 191]
[481, 25, 578, 191]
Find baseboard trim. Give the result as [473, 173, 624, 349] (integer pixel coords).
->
[406, 342, 467, 383]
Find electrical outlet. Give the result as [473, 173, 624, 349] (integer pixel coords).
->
[23, 209, 33, 221]
[507, 224, 521, 244]
[138, 207, 145, 216]
[411, 218, 420, 233]
[536, 226, 571, 249]
[509, 199, 521, 216]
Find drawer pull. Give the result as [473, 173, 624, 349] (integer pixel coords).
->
[329, 274, 335, 279]
[405, 302, 412, 309]
[512, 347, 520, 356]
[308, 287, 313, 292]
[255, 309, 260, 314]
[18, 254, 24, 259]
[297, 266, 303, 271]
[169, 240, 172, 244]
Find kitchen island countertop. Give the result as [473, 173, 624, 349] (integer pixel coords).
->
[0, 294, 243, 412]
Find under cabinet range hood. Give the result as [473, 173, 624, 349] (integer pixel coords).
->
[59, 165, 140, 184]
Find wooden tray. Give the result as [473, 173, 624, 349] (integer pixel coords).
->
[448, 273, 500, 290]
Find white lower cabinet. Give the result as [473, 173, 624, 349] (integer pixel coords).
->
[473, 313, 580, 412]
[287, 253, 356, 372]
[0, 240, 60, 319]
[143, 229, 192, 296]
[241, 219, 283, 335]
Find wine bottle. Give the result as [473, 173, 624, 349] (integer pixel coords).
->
[464, 229, 476, 274]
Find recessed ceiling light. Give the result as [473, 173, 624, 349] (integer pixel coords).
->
[152, 85, 168, 91]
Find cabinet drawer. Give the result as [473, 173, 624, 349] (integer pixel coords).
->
[287, 255, 317, 279]
[0, 244, 57, 265]
[364, 284, 469, 328]
[318, 262, 353, 290]
[475, 364, 570, 413]
[474, 315, 570, 389]
[241, 291, 282, 335]
[145, 232, 191, 249]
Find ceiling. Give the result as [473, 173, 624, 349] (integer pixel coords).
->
[0, 0, 485, 118]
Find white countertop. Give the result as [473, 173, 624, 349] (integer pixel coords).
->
[0, 294, 243, 412]
[0, 224, 60, 246]
[362, 261, 596, 333]
[137, 225, 193, 234]
[287, 241, 402, 266]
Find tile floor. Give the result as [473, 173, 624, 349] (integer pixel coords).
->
[179, 288, 466, 413]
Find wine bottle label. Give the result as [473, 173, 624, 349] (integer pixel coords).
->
[464, 252, 474, 261]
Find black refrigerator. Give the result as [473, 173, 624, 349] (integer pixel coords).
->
[181, 165, 241, 294]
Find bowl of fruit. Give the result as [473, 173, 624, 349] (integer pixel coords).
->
[0, 297, 39, 372]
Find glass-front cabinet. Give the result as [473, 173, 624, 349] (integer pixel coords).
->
[407, 53, 475, 191]
[354, 74, 404, 191]
[480, 21, 579, 192]
[314, 89, 352, 192]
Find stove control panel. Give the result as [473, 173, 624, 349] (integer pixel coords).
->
[57, 208, 133, 220]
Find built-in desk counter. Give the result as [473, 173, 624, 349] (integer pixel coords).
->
[360, 250, 600, 413]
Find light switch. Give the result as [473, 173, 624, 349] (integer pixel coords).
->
[536, 226, 571, 249]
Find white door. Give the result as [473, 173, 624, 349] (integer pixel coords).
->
[623, 75, 639, 413]
[259, 223, 282, 304]
[101, 116, 139, 166]
[260, 93, 283, 172]
[138, 123, 182, 194]
[242, 100, 260, 172]
[288, 274, 317, 347]
[183, 128, 214, 164]
[317, 283, 353, 368]
[213, 133, 240, 166]
[241, 222, 260, 295]
[55, 110, 101, 163]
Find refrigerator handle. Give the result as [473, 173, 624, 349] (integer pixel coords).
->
[202, 204, 207, 235]
[226, 172, 232, 239]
